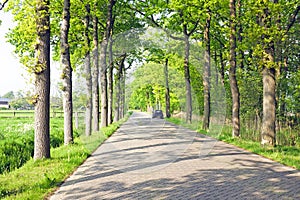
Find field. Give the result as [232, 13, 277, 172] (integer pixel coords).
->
[0, 110, 85, 174]
[0, 111, 131, 199]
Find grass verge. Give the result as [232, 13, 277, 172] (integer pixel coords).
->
[167, 117, 300, 170]
[0, 113, 131, 200]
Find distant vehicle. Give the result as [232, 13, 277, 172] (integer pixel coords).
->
[152, 110, 164, 119]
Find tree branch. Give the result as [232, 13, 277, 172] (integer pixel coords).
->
[0, 0, 9, 11]
[187, 19, 199, 36]
[285, 5, 300, 34]
[130, 4, 184, 41]
[98, 21, 106, 30]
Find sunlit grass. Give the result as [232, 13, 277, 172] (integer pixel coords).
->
[167, 117, 300, 170]
[0, 113, 131, 200]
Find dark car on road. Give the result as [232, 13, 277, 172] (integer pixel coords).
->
[152, 110, 164, 119]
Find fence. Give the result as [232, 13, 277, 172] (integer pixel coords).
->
[0, 110, 86, 129]
[0, 110, 85, 118]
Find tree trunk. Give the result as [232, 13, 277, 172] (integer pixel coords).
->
[84, 4, 92, 136]
[202, 10, 211, 130]
[237, 0, 244, 69]
[92, 16, 99, 132]
[107, 33, 114, 124]
[120, 65, 126, 118]
[218, 47, 225, 84]
[261, 5, 276, 146]
[100, 0, 115, 128]
[164, 58, 171, 118]
[183, 24, 192, 123]
[114, 55, 126, 122]
[99, 38, 108, 128]
[34, 0, 51, 159]
[261, 67, 276, 146]
[60, 0, 73, 144]
[229, 0, 240, 138]
[113, 70, 121, 122]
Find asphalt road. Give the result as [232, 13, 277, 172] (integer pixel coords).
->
[50, 112, 300, 200]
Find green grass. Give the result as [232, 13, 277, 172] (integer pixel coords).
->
[0, 117, 78, 174]
[0, 113, 130, 200]
[0, 110, 34, 118]
[167, 117, 300, 170]
[219, 131, 300, 170]
[0, 110, 84, 118]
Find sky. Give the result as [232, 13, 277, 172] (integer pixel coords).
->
[0, 11, 28, 96]
[0, 11, 61, 97]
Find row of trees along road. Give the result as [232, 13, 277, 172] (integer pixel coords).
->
[1, 0, 299, 159]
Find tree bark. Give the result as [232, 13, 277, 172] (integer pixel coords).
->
[261, 67, 276, 146]
[99, 40, 108, 128]
[60, 0, 73, 144]
[202, 10, 211, 130]
[164, 58, 171, 118]
[84, 4, 92, 136]
[92, 16, 99, 132]
[121, 65, 126, 118]
[218, 47, 225, 84]
[229, 0, 240, 138]
[100, 0, 115, 128]
[237, 0, 244, 69]
[114, 55, 126, 122]
[183, 24, 192, 123]
[107, 31, 114, 125]
[261, 4, 276, 146]
[34, 0, 51, 159]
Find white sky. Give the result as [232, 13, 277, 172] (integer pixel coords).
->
[0, 11, 61, 97]
[0, 11, 28, 96]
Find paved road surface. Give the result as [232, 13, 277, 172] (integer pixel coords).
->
[50, 112, 300, 200]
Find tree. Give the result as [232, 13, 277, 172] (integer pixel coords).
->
[6, 0, 51, 159]
[83, 3, 92, 136]
[34, 0, 51, 159]
[164, 58, 171, 118]
[92, 13, 99, 132]
[60, 0, 73, 144]
[2, 91, 15, 100]
[202, 6, 211, 130]
[229, 0, 240, 137]
[113, 54, 126, 121]
[107, 13, 114, 125]
[100, 0, 115, 128]
[260, 0, 277, 146]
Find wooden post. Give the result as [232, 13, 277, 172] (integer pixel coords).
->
[75, 112, 79, 129]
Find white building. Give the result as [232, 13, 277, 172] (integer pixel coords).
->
[0, 98, 10, 109]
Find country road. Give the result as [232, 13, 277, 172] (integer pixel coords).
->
[50, 112, 300, 200]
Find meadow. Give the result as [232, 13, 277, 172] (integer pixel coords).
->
[0, 111, 83, 174]
[0, 110, 131, 199]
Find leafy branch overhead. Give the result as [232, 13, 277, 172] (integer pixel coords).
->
[0, 0, 9, 10]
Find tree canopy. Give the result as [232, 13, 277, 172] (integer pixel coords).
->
[1, 0, 299, 158]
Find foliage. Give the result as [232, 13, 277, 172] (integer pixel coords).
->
[1, 91, 15, 100]
[5, 1, 37, 71]
[128, 62, 181, 113]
